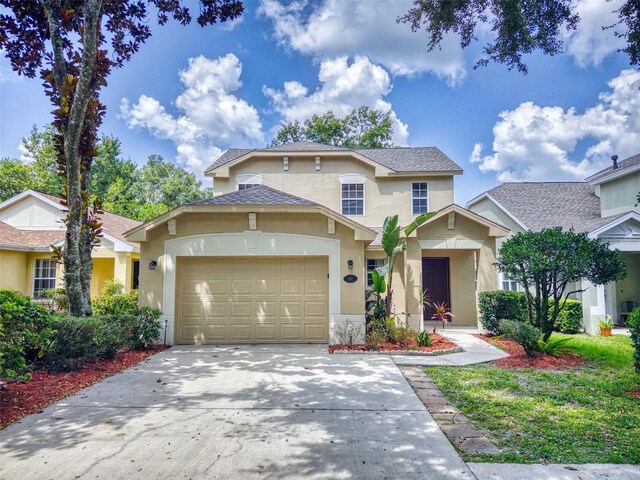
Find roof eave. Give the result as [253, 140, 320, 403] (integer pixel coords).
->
[586, 163, 640, 185]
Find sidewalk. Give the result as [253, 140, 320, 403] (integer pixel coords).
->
[469, 463, 640, 479]
[391, 331, 508, 366]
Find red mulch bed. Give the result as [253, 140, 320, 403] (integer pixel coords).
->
[329, 333, 457, 353]
[0, 346, 167, 430]
[475, 334, 584, 370]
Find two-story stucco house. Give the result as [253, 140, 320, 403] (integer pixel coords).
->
[126, 141, 508, 345]
[468, 153, 640, 333]
[0, 189, 142, 297]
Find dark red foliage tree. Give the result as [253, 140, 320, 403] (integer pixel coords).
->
[0, 1, 243, 316]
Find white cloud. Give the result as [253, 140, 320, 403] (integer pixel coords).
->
[264, 56, 409, 145]
[120, 54, 263, 174]
[563, 0, 626, 67]
[471, 69, 640, 181]
[257, 0, 466, 85]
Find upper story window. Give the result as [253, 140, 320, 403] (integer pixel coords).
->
[500, 272, 519, 291]
[236, 173, 263, 191]
[366, 258, 385, 286]
[338, 173, 366, 216]
[412, 182, 428, 214]
[34, 258, 56, 297]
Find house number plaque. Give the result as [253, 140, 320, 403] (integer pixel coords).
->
[343, 274, 358, 283]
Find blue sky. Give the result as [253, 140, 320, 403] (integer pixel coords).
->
[1, 0, 638, 204]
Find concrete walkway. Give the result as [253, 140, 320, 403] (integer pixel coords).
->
[391, 331, 509, 366]
[0, 345, 475, 480]
[469, 463, 640, 479]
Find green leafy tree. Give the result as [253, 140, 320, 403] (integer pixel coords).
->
[0, 1, 243, 317]
[270, 106, 395, 148]
[91, 135, 137, 201]
[0, 158, 32, 201]
[399, 0, 640, 73]
[135, 155, 209, 210]
[497, 228, 627, 341]
[20, 125, 64, 196]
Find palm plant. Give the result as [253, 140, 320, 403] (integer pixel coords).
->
[376, 213, 436, 317]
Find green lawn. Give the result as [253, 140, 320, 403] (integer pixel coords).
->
[425, 334, 640, 464]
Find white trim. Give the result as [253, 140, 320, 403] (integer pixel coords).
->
[586, 162, 640, 185]
[588, 211, 640, 239]
[235, 173, 263, 189]
[411, 181, 429, 215]
[0, 189, 66, 213]
[419, 238, 485, 249]
[161, 232, 342, 345]
[467, 193, 529, 231]
[338, 173, 366, 184]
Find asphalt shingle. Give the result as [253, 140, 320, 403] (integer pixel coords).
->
[205, 142, 462, 174]
[586, 153, 640, 182]
[189, 185, 318, 207]
[485, 182, 603, 232]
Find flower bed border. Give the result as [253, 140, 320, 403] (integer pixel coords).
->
[330, 346, 463, 356]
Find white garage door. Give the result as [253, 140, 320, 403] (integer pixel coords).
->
[176, 256, 329, 344]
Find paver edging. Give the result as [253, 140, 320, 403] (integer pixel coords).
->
[330, 346, 463, 356]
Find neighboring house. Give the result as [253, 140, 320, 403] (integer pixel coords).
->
[0, 190, 142, 298]
[467, 153, 640, 333]
[126, 141, 508, 345]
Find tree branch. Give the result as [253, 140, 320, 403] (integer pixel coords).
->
[40, 0, 67, 90]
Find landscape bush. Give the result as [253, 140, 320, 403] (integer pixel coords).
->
[397, 326, 418, 349]
[499, 319, 541, 357]
[478, 291, 527, 334]
[0, 290, 55, 381]
[553, 299, 583, 334]
[629, 307, 640, 373]
[92, 289, 139, 316]
[417, 330, 432, 347]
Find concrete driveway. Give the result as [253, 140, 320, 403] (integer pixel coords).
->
[0, 345, 474, 479]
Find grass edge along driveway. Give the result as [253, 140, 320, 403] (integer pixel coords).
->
[425, 335, 640, 464]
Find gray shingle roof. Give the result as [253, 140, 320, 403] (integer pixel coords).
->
[586, 153, 640, 182]
[189, 185, 318, 207]
[486, 182, 603, 232]
[205, 142, 462, 174]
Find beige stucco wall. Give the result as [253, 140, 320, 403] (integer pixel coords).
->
[0, 196, 65, 230]
[401, 213, 500, 329]
[137, 212, 366, 320]
[0, 250, 28, 292]
[213, 155, 455, 227]
[617, 252, 640, 318]
[599, 171, 640, 217]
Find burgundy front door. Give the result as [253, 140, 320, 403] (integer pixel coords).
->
[422, 257, 451, 322]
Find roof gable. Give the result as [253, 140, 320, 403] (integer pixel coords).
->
[204, 142, 463, 176]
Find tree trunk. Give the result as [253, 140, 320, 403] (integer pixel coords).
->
[80, 168, 93, 315]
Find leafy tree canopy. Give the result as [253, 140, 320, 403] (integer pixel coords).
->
[0, 128, 209, 222]
[399, 0, 639, 73]
[269, 106, 395, 148]
[497, 228, 626, 340]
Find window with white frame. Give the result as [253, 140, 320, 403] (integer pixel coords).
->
[34, 259, 57, 297]
[235, 173, 263, 190]
[341, 184, 364, 215]
[237, 183, 259, 191]
[366, 258, 385, 286]
[412, 182, 428, 214]
[500, 272, 519, 291]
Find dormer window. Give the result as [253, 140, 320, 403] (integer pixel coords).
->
[339, 174, 366, 216]
[236, 173, 263, 191]
[412, 182, 428, 214]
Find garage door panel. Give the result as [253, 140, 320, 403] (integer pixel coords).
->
[255, 323, 277, 341]
[304, 278, 326, 295]
[281, 279, 302, 295]
[304, 301, 326, 318]
[256, 278, 278, 295]
[280, 323, 302, 341]
[176, 256, 328, 344]
[256, 301, 277, 317]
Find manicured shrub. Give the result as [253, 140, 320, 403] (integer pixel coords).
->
[385, 317, 398, 343]
[478, 291, 527, 334]
[628, 308, 640, 374]
[499, 319, 541, 358]
[45, 315, 103, 370]
[553, 299, 583, 334]
[92, 290, 138, 316]
[0, 289, 55, 381]
[132, 307, 161, 348]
